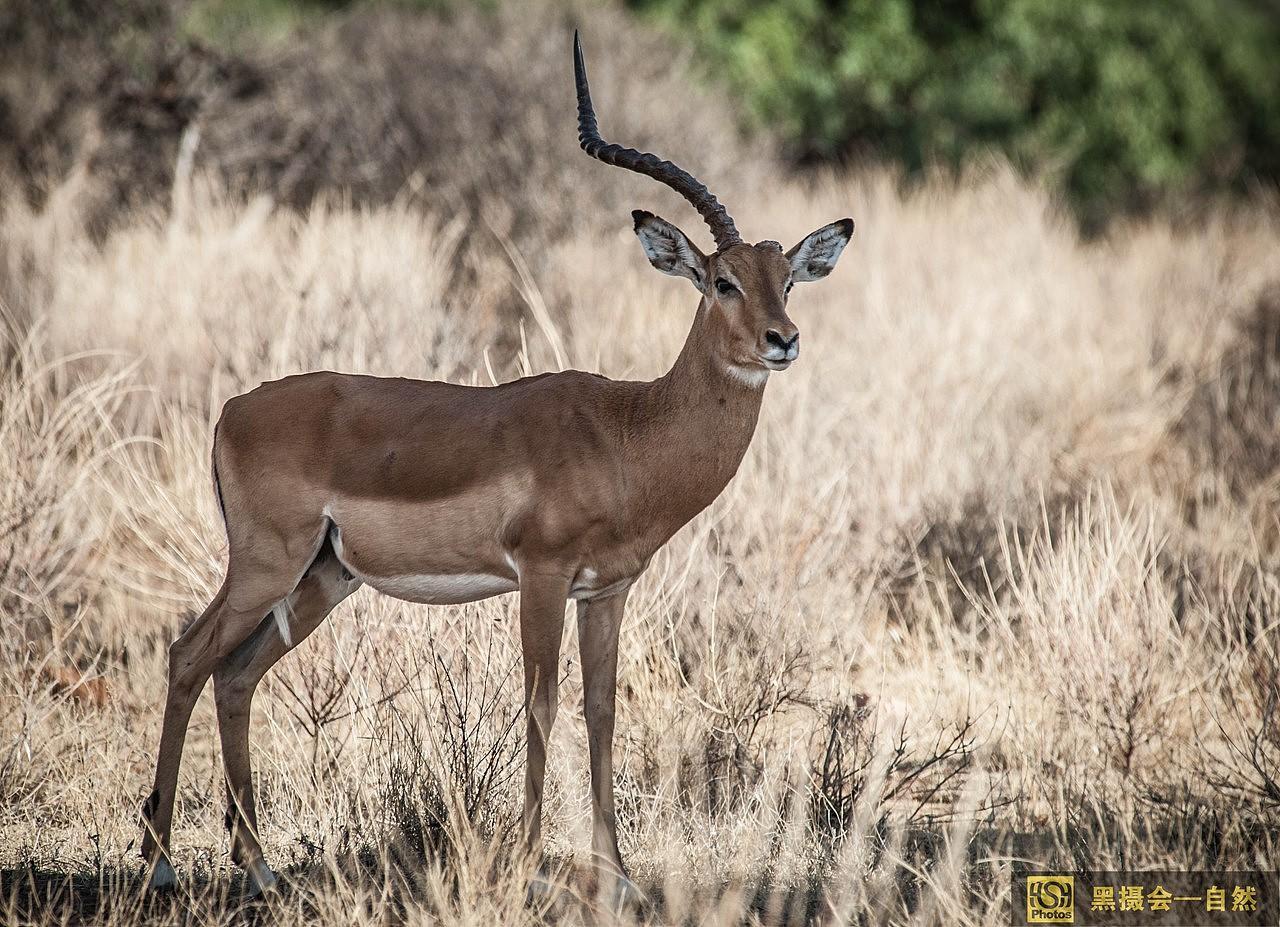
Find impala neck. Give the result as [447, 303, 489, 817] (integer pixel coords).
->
[660, 304, 768, 408]
[630, 303, 767, 527]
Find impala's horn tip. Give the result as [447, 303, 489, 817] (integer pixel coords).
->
[571, 26, 741, 250]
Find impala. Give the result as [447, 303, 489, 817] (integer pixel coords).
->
[140, 30, 853, 905]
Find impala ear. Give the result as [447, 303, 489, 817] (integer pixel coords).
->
[787, 218, 854, 283]
[632, 210, 706, 289]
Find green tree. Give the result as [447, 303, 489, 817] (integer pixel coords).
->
[629, 0, 1280, 224]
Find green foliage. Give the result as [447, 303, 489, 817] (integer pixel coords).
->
[182, 0, 469, 51]
[628, 0, 1280, 224]
[183, 0, 324, 50]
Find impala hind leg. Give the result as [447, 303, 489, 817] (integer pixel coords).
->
[214, 541, 358, 896]
[140, 527, 327, 891]
[139, 585, 229, 889]
[141, 590, 284, 889]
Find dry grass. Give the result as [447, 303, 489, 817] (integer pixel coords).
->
[2, 8, 1280, 927]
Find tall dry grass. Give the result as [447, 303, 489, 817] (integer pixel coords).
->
[2, 10, 1280, 927]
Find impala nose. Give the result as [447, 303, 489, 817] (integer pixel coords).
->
[764, 329, 800, 362]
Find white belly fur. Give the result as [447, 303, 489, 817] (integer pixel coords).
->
[324, 519, 630, 605]
[354, 570, 518, 605]
[327, 519, 518, 605]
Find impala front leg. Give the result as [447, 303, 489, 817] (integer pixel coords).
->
[576, 586, 642, 910]
[518, 571, 571, 893]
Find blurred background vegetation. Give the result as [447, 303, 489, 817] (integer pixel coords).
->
[629, 0, 1280, 228]
[2, 0, 1279, 231]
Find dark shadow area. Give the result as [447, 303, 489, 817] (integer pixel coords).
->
[4, 812, 1277, 925]
[0, 862, 240, 926]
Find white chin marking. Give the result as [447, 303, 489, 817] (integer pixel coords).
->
[726, 365, 770, 388]
[148, 858, 177, 891]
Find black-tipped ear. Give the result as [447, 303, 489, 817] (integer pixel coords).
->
[632, 210, 706, 290]
[787, 218, 854, 283]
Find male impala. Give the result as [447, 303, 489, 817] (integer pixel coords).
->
[140, 31, 852, 904]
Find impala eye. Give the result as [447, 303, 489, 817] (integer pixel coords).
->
[715, 278, 736, 297]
